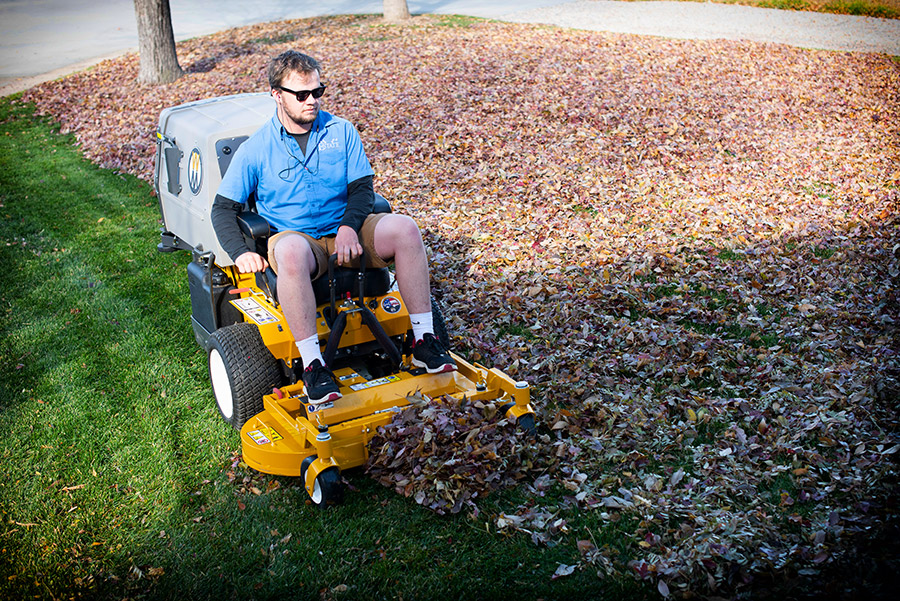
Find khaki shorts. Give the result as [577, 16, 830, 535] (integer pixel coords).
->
[267, 213, 391, 279]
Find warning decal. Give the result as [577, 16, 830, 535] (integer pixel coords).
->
[349, 375, 402, 391]
[247, 427, 283, 445]
[232, 297, 279, 325]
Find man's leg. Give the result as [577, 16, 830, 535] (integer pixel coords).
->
[372, 214, 430, 315]
[271, 234, 341, 404]
[271, 233, 319, 339]
[372, 214, 456, 373]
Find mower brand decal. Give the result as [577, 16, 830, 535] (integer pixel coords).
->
[247, 427, 282, 445]
[188, 148, 203, 195]
[349, 375, 401, 391]
[232, 297, 279, 324]
[381, 296, 402, 314]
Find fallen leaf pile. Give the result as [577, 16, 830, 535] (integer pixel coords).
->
[20, 14, 900, 597]
[365, 394, 543, 514]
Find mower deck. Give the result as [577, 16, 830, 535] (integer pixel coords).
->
[241, 352, 532, 499]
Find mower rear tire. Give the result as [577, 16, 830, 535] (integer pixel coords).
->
[207, 322, 282, 431]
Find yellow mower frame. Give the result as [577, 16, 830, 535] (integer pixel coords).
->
[208, 261, 535, 507]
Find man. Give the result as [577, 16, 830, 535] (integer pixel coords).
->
[211, 50, 455, 405]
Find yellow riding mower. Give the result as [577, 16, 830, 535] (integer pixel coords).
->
[153, 93, 535, 506]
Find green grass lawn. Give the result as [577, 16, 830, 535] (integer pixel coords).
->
[0, 99, 646, 600]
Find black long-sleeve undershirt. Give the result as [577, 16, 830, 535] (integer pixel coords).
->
[341, 174, 376, 232]
[210, 195, 247, 261]
[210, 175, 375, 262]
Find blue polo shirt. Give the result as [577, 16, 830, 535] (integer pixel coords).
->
[218, 110, 375, 237]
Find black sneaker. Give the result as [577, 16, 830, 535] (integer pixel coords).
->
[411, 333, 457, 374]
[302, 359, 342, 405]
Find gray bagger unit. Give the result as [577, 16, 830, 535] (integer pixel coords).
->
[154, 93, 275, 347]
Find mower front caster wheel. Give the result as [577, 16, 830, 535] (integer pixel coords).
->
[501, 403, 537, 438]
[516, 413, 537, 438]
[300, 456, 344, 508]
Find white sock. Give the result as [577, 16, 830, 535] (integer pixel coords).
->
[296, 334, 324, 367]
[409, 311, 433, 342]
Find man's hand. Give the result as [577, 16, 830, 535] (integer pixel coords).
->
[335, 225, 363, 266]
[234, 251, 269, 273]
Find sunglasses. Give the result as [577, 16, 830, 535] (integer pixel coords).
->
[276, 84, 327, 102]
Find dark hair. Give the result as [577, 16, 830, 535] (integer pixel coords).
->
[267, 51, 321, 88]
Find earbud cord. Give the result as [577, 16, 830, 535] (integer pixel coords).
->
[276, 95, 301, 180]
[276, 94, 319, 180]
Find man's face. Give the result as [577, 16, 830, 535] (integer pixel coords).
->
[275, 69, 322, 129]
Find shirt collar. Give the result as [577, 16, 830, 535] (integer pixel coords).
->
[271, 109, 333, 141]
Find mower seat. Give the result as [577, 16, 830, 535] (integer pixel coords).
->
[236, 194, 393, 305]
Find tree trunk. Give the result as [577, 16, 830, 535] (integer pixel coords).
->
[383, 0, 411, 22]
[133, 0, 183, 84]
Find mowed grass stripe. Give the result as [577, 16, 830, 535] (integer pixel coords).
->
[0, 100, 238, 593]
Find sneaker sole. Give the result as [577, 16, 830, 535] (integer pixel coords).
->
[307, 390, 342, 405]
[411, 358, 457, 374]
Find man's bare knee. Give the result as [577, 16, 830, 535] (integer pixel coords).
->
[395, 215, 422, 242]
[375, 214, 424, 258]
[273, 235, 316, 276]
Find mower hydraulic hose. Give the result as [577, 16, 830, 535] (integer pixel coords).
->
[322, 310, 348, 367]
[358, 305, 401, 366]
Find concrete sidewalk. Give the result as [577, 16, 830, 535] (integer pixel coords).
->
[2, 0, 898, 97]
[507, 1, 900, 53]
